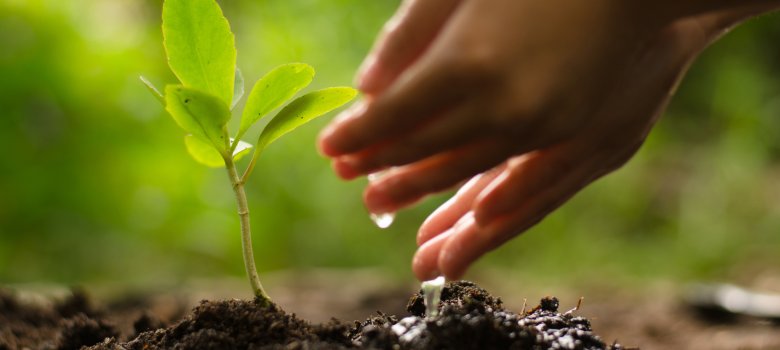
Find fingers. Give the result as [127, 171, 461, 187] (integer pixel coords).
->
[412, 228, 452, 281]
[413, 144, 599, 281]
[417, 166, 504, 245]
[473, 150, 574, 226]
[363, 139, 512, 215]
[330, 103, 486, 176]
[319, 49, 470, 158]
[357, 0, 463, 94]
[413, 211, 478, 281]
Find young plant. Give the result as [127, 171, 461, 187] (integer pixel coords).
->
[141, 0, 356, 304]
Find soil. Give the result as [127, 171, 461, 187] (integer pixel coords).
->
[1, 281, 623, 350]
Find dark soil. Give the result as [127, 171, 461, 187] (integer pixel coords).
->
[1, 281, 623, 350]
[0, 289, 118, 350]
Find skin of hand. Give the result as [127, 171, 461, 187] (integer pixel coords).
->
[317, 0, 780, 281]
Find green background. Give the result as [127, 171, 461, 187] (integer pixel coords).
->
[1, 0, 779, 289]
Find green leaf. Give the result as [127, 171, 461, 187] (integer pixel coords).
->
[184, 135, 223, 167]
[232, 139, 253, 162]
[140, 76, 165, 105]
[163, 0, 236, 106]
[165, 85, 231, 151]
[232, 68, 245, 110]
[185, 135, 253, 168]
[238, 63, 315, 139]
[257, 87, 357, 151]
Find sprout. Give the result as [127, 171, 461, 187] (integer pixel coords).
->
[140, 0, 356, 304]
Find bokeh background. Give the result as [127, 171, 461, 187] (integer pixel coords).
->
[1, 0, 779, 292]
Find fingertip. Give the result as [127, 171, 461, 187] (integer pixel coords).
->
[317, 102, 368, 157]
[363, 182, 393, 214]
[412, 254, 442, 282]
[318, 125, 344, 157]
[332, 158, 360, 180]
[438, 214, 480, 281]
[317, 131, 338, 157]
[364, 178, 419, 215]
[438, 248, 467, 281]
[412, 231, 449, 281]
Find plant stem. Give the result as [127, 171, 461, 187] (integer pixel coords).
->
[240, 145, 263, 184]
[224, 155, 271, 303]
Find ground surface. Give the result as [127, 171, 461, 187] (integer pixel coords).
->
[3, 269, 780, 349]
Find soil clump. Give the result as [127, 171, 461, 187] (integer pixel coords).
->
[1, 282, 623, 350]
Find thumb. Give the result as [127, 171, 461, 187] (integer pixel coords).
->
[357, 0, 462, 94]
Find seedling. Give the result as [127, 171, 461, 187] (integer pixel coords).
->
[141, 0, 356, 304]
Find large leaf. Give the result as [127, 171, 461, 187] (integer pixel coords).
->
[165, 85, 231, 151]
[238, 63, 315, 139]
[256, 87, 357, 151]
[185, 135, 253, 168]
[163, 0, 236, 106]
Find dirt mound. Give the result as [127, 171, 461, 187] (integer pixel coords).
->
[2, 282, 623, 350]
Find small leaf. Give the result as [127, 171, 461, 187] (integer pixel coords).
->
[185, 135, 253, 168]
[163, 0, 236, 106]
[232, 139, 253, 162]
[238, 63, 315, 139]
[257, 87, 357, 151]
[232, 68, 245, 110]
[185, 135, 224, 167]
[140, 76, 165, 105]
[165, 85, 231, 151]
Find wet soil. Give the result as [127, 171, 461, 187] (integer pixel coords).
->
[1, 281, 622, 350]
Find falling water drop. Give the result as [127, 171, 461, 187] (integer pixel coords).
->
[422, 276, 445, 318]
[370, 212, 395, 229]
[368, 170, 395, 229]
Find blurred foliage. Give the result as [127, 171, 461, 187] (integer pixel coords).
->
[1, 0, 779, 289]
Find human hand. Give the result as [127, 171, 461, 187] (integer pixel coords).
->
[318, 0, 769, 280]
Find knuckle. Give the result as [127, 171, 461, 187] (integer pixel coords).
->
[440, 42, 503, 87]
[459, 48, 502, 83]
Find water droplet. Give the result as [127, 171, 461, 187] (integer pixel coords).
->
[368, 170, 394, 228]
[370, 212, 395, 229]
[422, 276, 445, 318]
